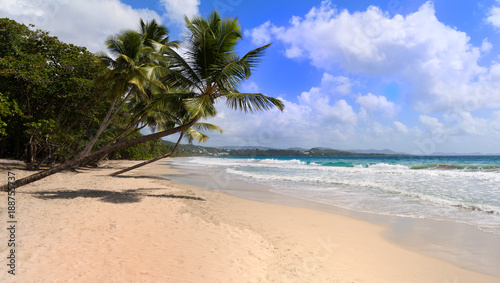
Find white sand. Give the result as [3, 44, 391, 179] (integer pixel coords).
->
[0, 160, 498, 282]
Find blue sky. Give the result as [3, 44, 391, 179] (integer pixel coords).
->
[2, 0, 500, 154]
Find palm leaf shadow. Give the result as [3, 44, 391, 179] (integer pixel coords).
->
[29, 188, 205, 204]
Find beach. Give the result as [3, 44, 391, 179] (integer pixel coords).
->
[1, 160, 499, 282]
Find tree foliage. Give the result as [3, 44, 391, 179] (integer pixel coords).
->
[0, 18, 110, 166]
[0, 11, 285, 191]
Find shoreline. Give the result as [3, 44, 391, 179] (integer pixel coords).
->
[166, 158, 500, 278]
[0, 160, 498, 282]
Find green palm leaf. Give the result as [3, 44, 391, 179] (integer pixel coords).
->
[193, 122, 223, 133]
[225, 93, 285, 113]
[184, 95, 217, 118]
[183, 128, 209, 143]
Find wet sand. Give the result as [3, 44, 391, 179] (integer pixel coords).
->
[0, 160, 498, 282]
[167, 160, 500, 278]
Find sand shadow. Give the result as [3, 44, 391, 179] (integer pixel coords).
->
[29, 188, 205, 204]
[145, 194, 205, 201]
[113, 175, 170, 181]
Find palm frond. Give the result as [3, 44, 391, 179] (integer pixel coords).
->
[183, 128, 209, 143]
[184, 94, 217, 118]
[225, 93, 284, 113]
[193, 122, 223, 133]
[241, 43, 271, 73]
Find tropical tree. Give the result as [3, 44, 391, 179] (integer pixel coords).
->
[0, 18, 110, 166]
[109, 88, 222, 174]
[109, 122, 222, 177]
[160, 10, 283, 119]
[78, 20, 178, 158]
[2, 10, 283, 191]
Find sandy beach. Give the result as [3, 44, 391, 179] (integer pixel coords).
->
[1, 160, 499, 282]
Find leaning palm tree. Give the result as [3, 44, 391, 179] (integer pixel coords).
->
[1, 10, 283, 191]
[79, 33, 156, 157]
[109, 123, 222, 177]
[79, 19, 179, 158]
[110, 89, 222, 177]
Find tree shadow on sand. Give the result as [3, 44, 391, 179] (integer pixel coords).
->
[29, 188, 205, 204]
[112, 175, 171, 181]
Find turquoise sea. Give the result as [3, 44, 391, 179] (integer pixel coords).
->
[172, 155, 500, 235]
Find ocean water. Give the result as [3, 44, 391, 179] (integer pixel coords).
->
[172, 155, 500, 235]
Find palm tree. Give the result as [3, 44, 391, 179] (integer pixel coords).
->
[109, 122, 222, 177]
[2, 10, 283, 191]
[160, 10, 284, 118]
[79, 20, 177, 158]
[110, 88, 222, 177]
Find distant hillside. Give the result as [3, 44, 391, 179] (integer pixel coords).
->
[349, 149, 406, 155]
[163, 142, 498, 157]
[287, 147, 308, 151]
[217, 145, 273, 150]
[161, 141, 228, 156]
[162, 141, 392, 157]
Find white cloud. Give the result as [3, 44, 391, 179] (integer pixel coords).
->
[185, 80, 499, 153]
[393, 121, 409, 134]
[419, 114, 448, 138]
[487, 0, 500, 30]
[199, 78, 362, 148]
[160, 0, 199, 27]
[491, 111, 500, 134]
[320, 73, 354, 95]
[481, 38, 493, 53]
[297, 90, 355, 127]
[444, 111, 489, 135]
[328, 99, 358, 125]
[247, 21, 273, 46]
[0, 0, 161, 52]
[248, 1, 500, 114]
[356, 93, 398, 118]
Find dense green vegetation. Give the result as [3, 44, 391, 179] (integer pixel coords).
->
[0, 18, 175, 166]
[0, 18, 109, 166]
[1, 10, 284, 190]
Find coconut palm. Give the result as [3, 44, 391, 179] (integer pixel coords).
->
[160, 10, 284, 119]
[109, 123, 222, 177]
[2, 10, 283, 191]
[79, 20, 176, 158]
[109, 89, 222, 177]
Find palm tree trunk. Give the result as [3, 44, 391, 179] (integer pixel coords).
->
[77, 95, 119, 158]
[109, 132, 183, 177]
[78, 90, 133, 158]
[0, 117, 199, 191]
[80, 123, 148, 167]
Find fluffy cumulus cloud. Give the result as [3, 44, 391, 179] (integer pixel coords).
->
[393, 121, 409, 134]
[481, 38, 493, 53]
[487, 0, 500, 30]
[320, 73, 354, 96]
[0, 0, 162, 52]
[0, 0, 202, 52]
[419, 115, 444, 135]
[196, 76, 411, 150]
[237, 0, 500, 153]
[248, 1, 500, 115]
[248, 21, 274, 46]
[203, 80, 360, 148]
[491, 111, 500, 135]
[160, 0, 199, 27]
[356, 93, 398, 118]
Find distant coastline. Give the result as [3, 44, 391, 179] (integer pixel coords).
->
[161, 141, 500, 157]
